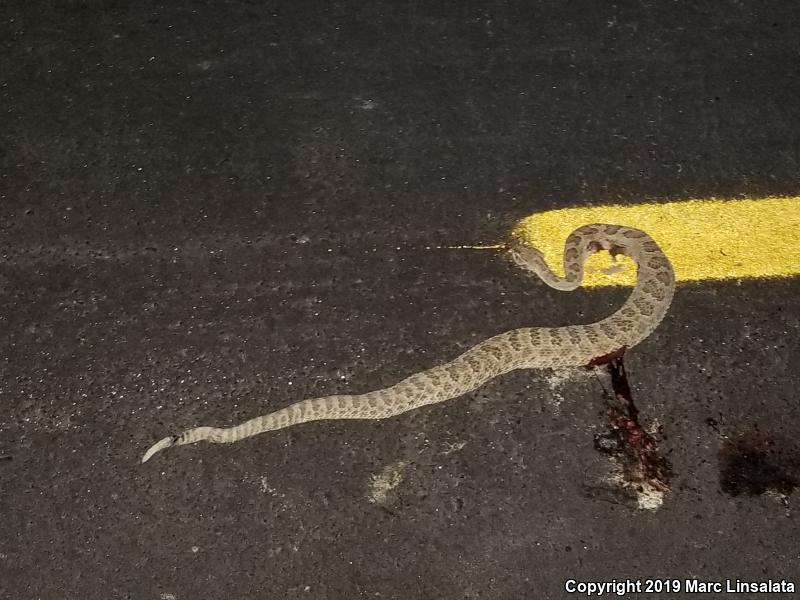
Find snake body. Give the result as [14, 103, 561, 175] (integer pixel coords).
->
[142, 224, 674, 463]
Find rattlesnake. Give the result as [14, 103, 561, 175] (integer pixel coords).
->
[142, 224, 674, 463]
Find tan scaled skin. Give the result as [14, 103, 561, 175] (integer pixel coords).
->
[142, 224, 675, 464]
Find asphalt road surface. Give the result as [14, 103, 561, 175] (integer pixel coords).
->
[2, 1, 799, 598]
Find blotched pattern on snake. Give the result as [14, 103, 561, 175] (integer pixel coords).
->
[142, 224, 674, 463]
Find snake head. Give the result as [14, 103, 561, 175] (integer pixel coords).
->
[508, 241, 546, 270]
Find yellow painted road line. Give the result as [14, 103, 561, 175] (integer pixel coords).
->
[512, 197, 800, 287]
[431, 244, 506, 250]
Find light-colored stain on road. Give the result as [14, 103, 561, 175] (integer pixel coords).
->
[512, 196, 800, 287]
[368, 460, 408, 505]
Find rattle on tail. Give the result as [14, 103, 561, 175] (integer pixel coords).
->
[141, 224, 674, 463]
